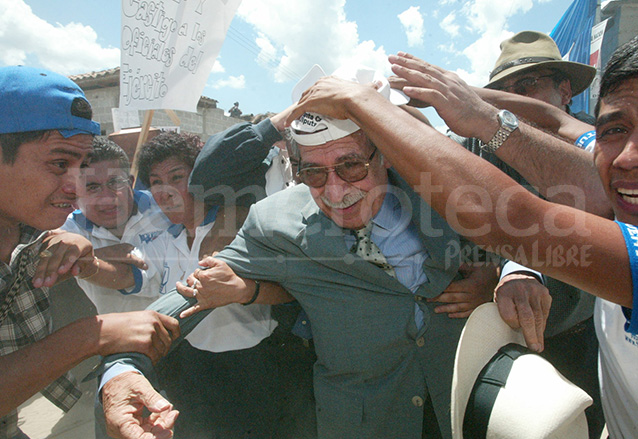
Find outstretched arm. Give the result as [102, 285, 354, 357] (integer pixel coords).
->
[0, 311, 178, 416]
[286, 55, 631, 309]
[389, 58, 611, 218]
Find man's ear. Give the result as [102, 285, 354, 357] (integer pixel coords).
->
[128, 175, 135, 187]
[558, 79, 573, 107]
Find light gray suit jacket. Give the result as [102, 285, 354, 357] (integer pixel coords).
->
[103, 169, 464, 439]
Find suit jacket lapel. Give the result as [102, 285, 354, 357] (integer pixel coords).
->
[388, 169, 460, 297]
[298, 189, 406, 292]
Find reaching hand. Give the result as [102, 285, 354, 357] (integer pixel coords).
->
[429, 263, 499, 318]
[33, 230, 95, 288]
[494, 272, 552, 352]
[94, 243, 148, 270]
[96, 311, 180, 364]
[176, 256, 254, 318]
[287, 76, 381, 124]
[102, 371, 179, 439]
[388, 52, 499, 142]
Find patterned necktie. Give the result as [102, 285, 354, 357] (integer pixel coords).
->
[352, 223, 396, 278]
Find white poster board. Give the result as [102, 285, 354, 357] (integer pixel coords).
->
[120, 0, 242, 113]
[589, 19, 609, 102]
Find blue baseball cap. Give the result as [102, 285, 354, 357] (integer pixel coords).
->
[0, 65, 101, 137]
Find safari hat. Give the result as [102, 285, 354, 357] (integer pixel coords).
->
[451, 303, 592, 439]
[486, 31, 596, 96]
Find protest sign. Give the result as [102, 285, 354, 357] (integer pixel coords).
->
[120, 0, 241, 112]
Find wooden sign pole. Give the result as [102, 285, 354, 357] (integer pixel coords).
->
[130, 109, 155, 182]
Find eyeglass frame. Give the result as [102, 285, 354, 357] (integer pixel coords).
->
[493, 73, 559, 95]
[83, 176, 131, 196]
[296, 148, 378, 188]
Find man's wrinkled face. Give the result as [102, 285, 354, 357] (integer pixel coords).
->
[76, 159, 134, 230]
[298, 131, 390, 230]
[496, 68, 571, 109]
[595, 77, 638, 225]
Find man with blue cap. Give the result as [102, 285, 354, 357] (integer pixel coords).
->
[0, 66, 179, 439]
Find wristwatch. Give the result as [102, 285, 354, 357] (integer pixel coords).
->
[481, 109, 519, 153]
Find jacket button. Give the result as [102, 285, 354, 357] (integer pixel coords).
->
[416, 337, 425, 347]
[412, 396, 424, 407]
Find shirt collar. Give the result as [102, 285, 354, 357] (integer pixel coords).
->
[371, 184, 404, 232]
[167, 205, 219, 238]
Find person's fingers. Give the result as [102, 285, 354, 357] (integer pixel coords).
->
[496, 296, 520, 329]
[176, 281, 196, 298]
[179, 304, 202, 319]
[515, 297, 542, 352]
[433, 302, 472, 315]
[430, 291, 467, 303]
[126, 253, 148, 270]
[157, 313, 180, 341]
[443, 278, 472, 293]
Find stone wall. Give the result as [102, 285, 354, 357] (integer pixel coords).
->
[80, 83, 245, 139]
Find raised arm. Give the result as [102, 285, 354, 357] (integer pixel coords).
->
[286, 56, 631, 308]
[389, 58, 611, 218]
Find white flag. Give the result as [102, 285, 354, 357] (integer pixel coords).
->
[120, 0, 242, 112]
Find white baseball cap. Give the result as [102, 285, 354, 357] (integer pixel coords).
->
[290, 64, 409, 146]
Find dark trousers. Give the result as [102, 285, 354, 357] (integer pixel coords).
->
[158, 338, 282, 439]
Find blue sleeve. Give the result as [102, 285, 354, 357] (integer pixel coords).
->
[614, 220, 638, 334]
[189, 119, 282, 207]
[117, 266, 143, 295]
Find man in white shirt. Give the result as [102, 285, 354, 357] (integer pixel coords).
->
[61, 138, 172, 314]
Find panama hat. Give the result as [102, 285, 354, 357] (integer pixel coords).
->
[486, 31, 596, 97]
[451, 303, 592, 439]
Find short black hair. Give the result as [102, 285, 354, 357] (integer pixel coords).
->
[595, 36, 638, 117]
[0, 130, 48, 164]
[88, 137, 130, 171]
[136, 131, 203, 187]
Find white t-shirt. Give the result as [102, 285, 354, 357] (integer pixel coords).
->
[61, 190, 171, 314]
[155, 208, 277, 353]
[594, 298, 638, 438]
[594, 221, 638, 438]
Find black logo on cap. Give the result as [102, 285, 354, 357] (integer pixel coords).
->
[71, 98, 93, 120]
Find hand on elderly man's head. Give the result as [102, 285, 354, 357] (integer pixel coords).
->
[287, 76, 382, 126]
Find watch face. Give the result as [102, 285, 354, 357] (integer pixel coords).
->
[500, 110, 518, 129]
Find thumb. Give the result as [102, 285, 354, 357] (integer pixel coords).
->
[138, 382, 173, 413]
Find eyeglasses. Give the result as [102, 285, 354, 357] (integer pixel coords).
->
[84, 176, 130, 195]
[496, 74, 556, 95]
[296, 149, 377, 188]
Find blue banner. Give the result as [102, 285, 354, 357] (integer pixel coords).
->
[550, 0, 597, 114]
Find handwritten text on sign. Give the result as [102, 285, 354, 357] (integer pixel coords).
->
[120, 0, 241, 113]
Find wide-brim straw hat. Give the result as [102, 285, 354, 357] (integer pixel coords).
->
[486, 31, 596, 97]
[451, 303, 592, 439]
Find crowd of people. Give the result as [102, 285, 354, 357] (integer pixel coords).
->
[2, 29, 638, 439]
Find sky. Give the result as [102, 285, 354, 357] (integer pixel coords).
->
[0, 0, 577, 128]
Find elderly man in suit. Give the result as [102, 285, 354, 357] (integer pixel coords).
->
[99, 67, 465, 439]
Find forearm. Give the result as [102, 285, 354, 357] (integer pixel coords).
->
[475, 87, 593, 143]
[78, 258, 137, 290]
[340, 90, 631, 306]
[0, 316, 101, 415]
[492, 123, 612, 217]
[238, 279, 294, 305]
